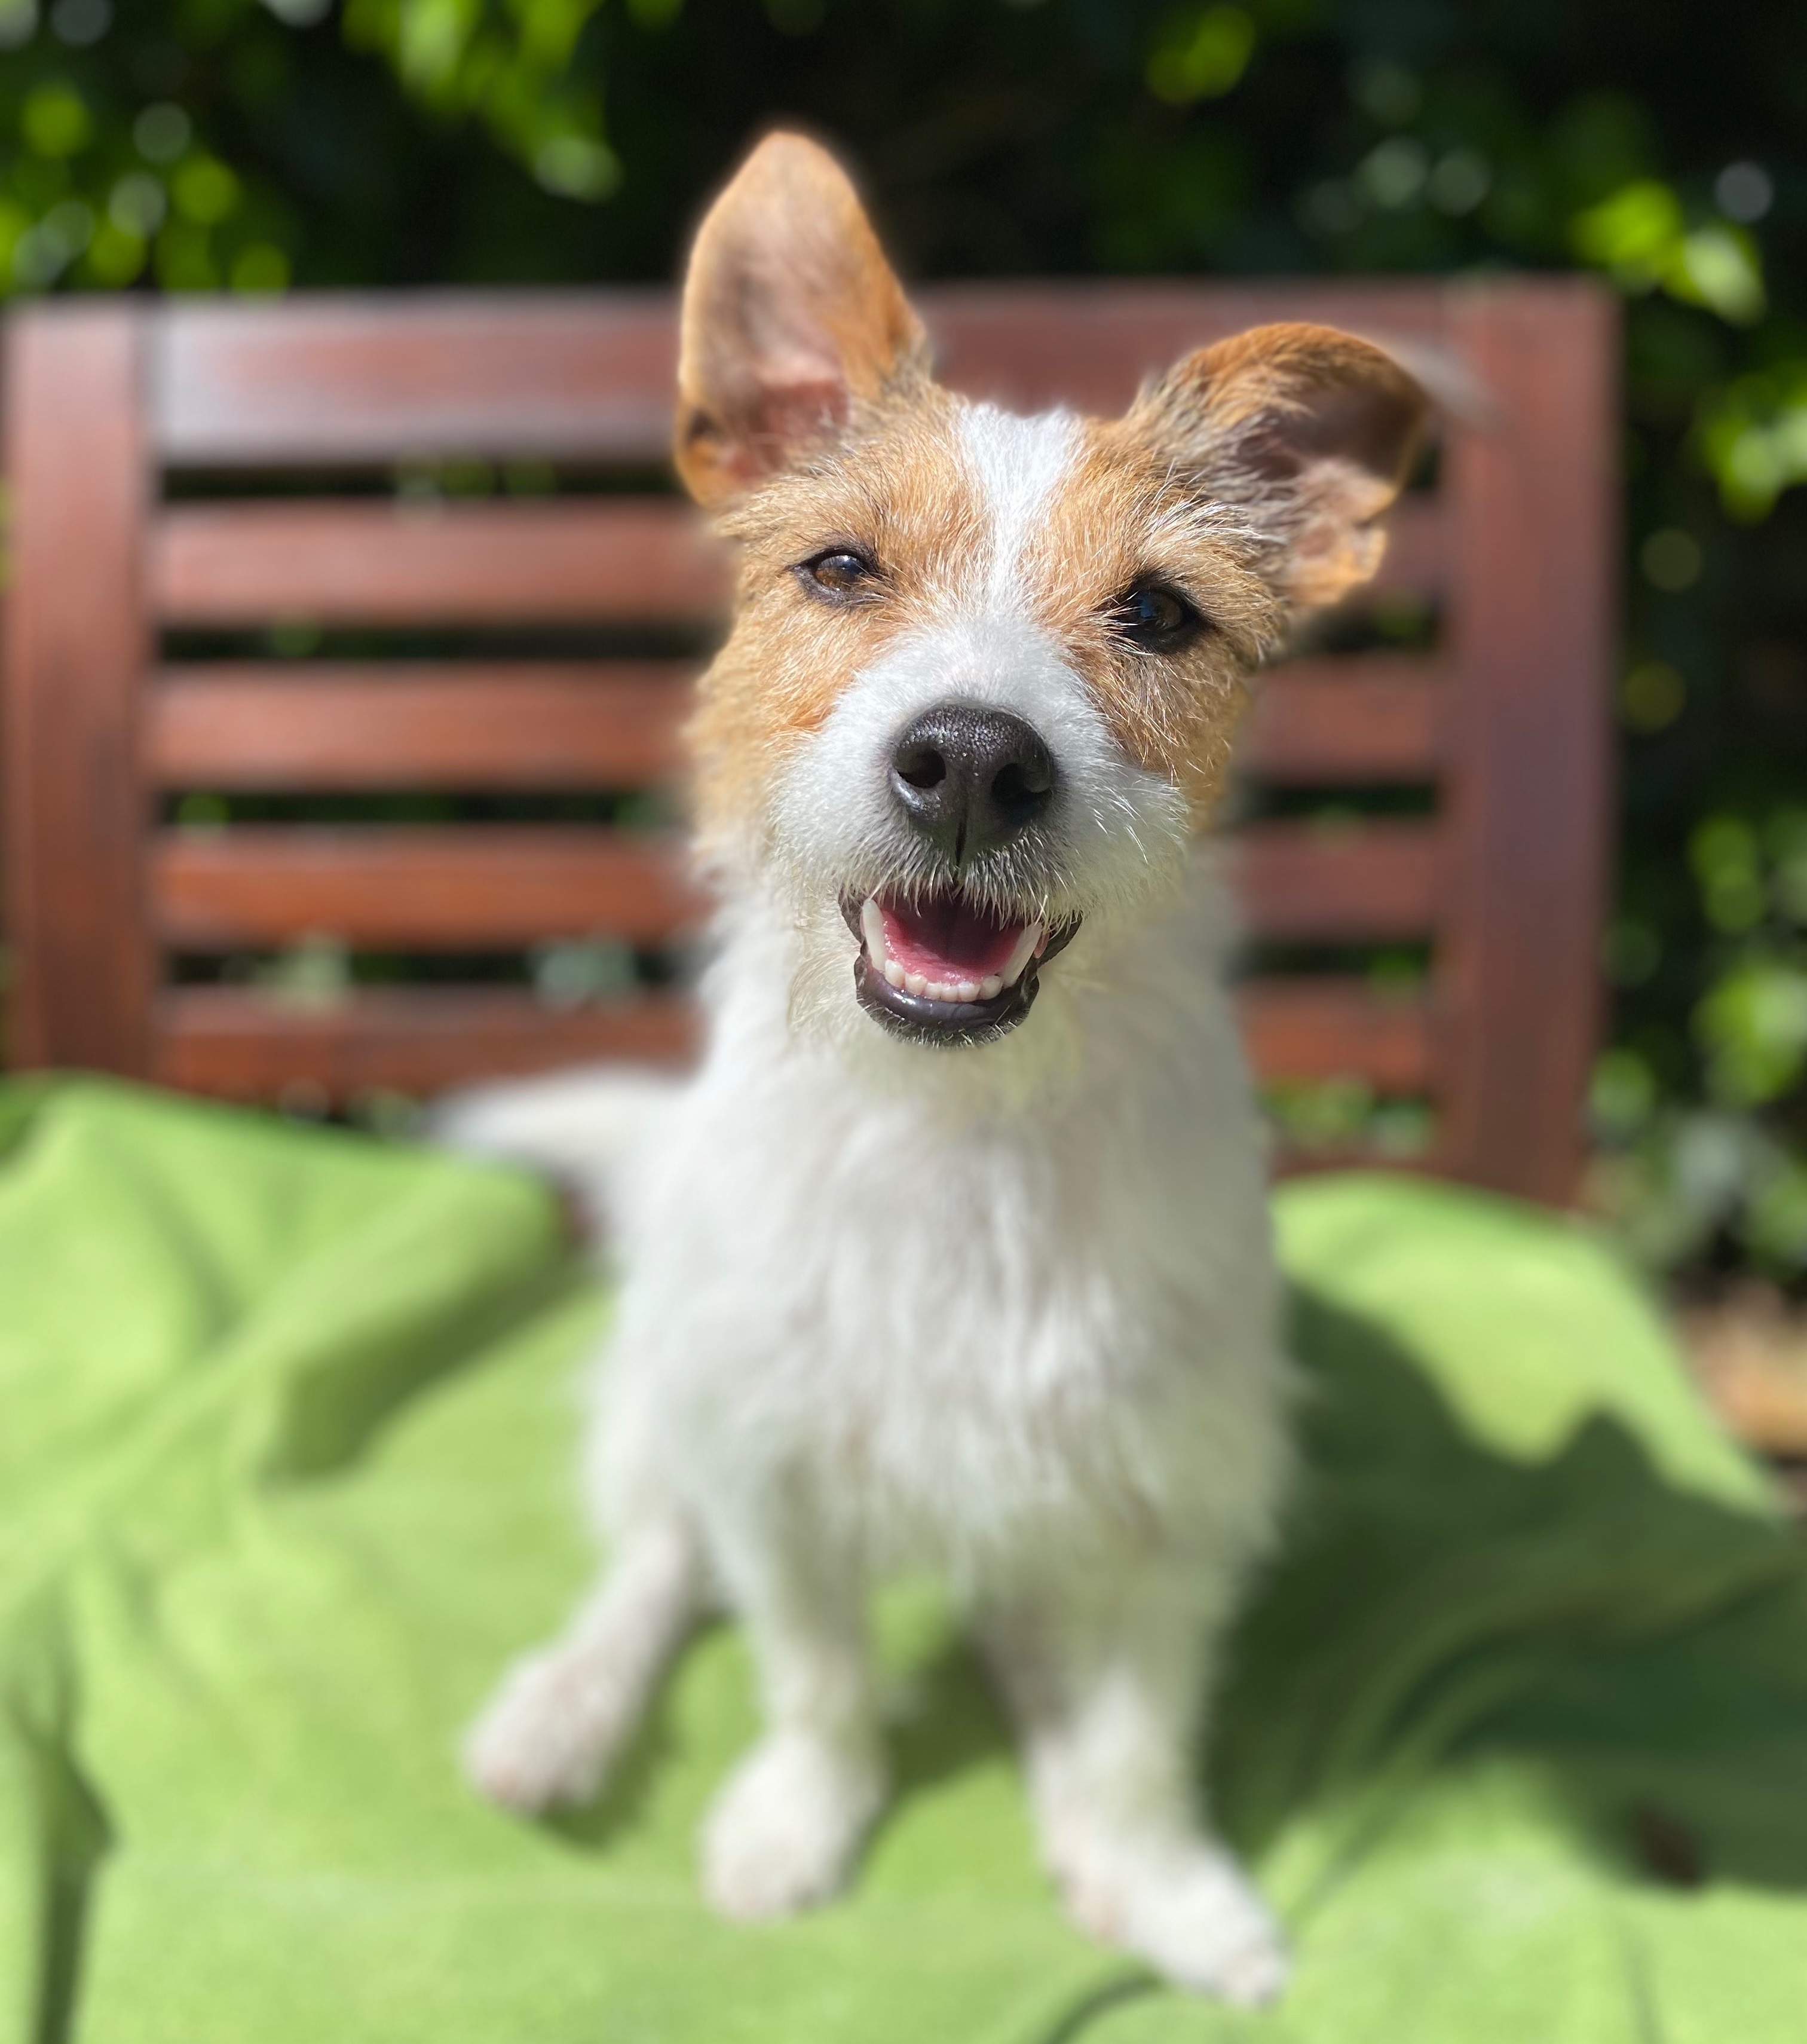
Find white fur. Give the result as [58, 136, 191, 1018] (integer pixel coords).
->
[454, 393, 1294, 2007]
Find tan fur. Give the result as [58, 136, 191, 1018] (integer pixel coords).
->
[1126, 324, 1427, 608]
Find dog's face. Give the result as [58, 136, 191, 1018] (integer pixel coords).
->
[673, 134, 1426, 1054]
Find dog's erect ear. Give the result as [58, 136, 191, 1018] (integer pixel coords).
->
[673, 132, 926, 510]
[1131, 323, 1429, 608]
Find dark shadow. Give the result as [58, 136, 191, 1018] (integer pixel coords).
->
[262, 1253, 589, 1482]
[1209, 1284, 1807, 1896]
[10, 1696, 114, 2044]
[888, 1638, 1013, 1803]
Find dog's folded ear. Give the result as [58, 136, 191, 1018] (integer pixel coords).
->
[1131, 325, 1429, 609]
[673, 131, 927, 510]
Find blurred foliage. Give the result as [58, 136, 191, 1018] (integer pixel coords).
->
[1, 0, 1805, 1287]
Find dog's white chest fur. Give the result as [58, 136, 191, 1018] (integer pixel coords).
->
[600, 861, 1286, 1584]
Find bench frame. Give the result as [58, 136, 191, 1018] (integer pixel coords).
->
[2, 283, 1616, 1202]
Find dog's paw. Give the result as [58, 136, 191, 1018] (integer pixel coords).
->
[1060, 1839, 1290, 2008]
[462, 1647, 626, 1815]
[701, 1731, 886, 1921]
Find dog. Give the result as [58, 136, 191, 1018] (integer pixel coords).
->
[449, 131, 1426, 2005]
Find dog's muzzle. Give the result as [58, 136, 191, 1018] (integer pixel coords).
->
[840, 889, 1079, 1047]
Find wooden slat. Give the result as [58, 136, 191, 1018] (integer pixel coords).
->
[149, 491, 1436, 630]
[146, 663, 695, 789]
[152, 294, 679, 467]
[928, 282, 1450, 418]
[150, 977, 1432, 1106]
[1238, 979, 1436, 1091]
[1232, 820, 1442, 941]
[152, 985, 699, 1099]
[149, 655, 1439, 793]
[151, 828, 706, 949]
[2, 307, 155, 1074]
[1241, 658, 1445, 782]
[1439, 283, 1618, 1203]
[151, 819, 1437, 951]
[149, 500, 730, 628]
[148, 285, 1450, 467]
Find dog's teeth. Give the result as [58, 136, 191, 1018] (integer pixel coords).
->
[955, 979, 979, 1003]
[1001, 923, 1042, 989]
[905, 972, 927, 997]
[884, 959, 905, 990]
[860, 895, 886, 963]
[978, 974, 1003, 1000]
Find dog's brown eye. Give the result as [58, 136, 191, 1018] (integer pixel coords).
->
[800, 549, 878, 598]
[1110, 580, 1205, 653]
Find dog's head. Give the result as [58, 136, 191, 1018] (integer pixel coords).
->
[675, 133, 1426, 1057]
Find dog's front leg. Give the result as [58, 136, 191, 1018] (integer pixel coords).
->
[700, 1503, 886, 1920]
[985, 1561, 1289, 2006]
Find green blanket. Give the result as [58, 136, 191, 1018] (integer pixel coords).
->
[1, 1082, 1801, 2043]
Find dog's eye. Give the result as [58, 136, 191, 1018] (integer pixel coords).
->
[1108, 580, 1206, 653]
[800, 549, 878, 599]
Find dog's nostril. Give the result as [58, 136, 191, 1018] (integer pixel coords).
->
[991, 749, 1053, 813]
[895, 743, 947, 792]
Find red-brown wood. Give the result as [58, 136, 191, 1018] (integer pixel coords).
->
[1439, 284, 1618, 1202]
[1, 308, 153, 1073]
[148, 284, 1451, 468]
[148, 821, 1438, 954]
[152, 984, 700, 1098]
[1237, 979, 1437, 1091]
[1242, 658, 1447, 783]
[150, 499, 731, 628]
[147, 663, 694, 789]
[151, 827, 706, 950]
[1232, 821, 1442, 941]
[151, 978, 1431, 1106]
[145, 655, 1439, 792]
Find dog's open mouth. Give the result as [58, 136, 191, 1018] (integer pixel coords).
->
[840, 889, 1080, 1046]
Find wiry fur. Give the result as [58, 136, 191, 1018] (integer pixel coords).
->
[456, 133, 1425, 2007]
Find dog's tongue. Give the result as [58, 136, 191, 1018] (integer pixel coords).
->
[881, 898, 1024, 983]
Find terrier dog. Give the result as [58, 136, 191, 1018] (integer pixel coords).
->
[452, 133, 1425, 2005]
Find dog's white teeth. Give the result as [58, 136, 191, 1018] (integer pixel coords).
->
[978, 974, 1003, 1000]
[904, 971, 927, 997]
[955, 979, 979, 1003]
[1001, 923, 1043, 990]
[883, 959, 905, 990]
[860, 895, 886, 965]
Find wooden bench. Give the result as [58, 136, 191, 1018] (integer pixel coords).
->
[1, 283, 1615, 1202]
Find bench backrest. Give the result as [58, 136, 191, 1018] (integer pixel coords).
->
[2, 283, 1615, 1201]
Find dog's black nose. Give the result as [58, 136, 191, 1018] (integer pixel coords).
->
[888, 702, 1055, 863]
